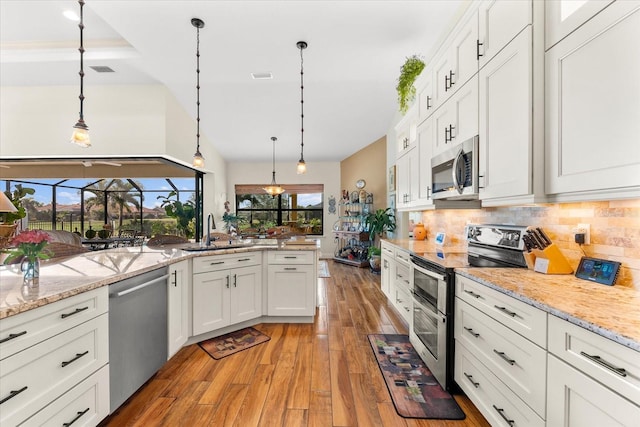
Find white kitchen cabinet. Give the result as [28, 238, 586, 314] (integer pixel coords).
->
[545, 0, 615, 50]
[478, 0, 532, 68]
[380, 241, 394, 298]
[547, 355, 640, 427]
[168, 259, 190, 358]
[192, 253, 262, 336]
[546, 1, 640, 200]
[479, 27, 535, 203]
[0, 287, 109, 427]
[417, 116, 434, 205]
[432, 12, 479, 109]
[267, 250, 316, 317]
[395, 146, 418, 210]
[394, 105, 418, 156]
[391, 260, 412, 324]
[455, 274, 548, 421]
[432, 76, 478, 158]
[416, 67, 434, 124]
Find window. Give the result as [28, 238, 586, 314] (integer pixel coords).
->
[235, 184, 323, 235]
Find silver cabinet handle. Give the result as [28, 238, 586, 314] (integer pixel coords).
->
[464, 289, 482, 299]
[494, 305, 517, 317]
[580, 351, 627, 377]
[492, 405, 515, 426]
[493, 349, 516, 366]
[464, 372, 479, 388]
[464, 327, 479, 338]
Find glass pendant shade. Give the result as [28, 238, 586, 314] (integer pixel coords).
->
[296, 159, 307, 174]
[264, 136, 285, 197]
[70, 120, 91, 148]
[192, 150, 205, 168]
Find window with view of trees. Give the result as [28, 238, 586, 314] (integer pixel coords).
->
[234, 184, 323, 235]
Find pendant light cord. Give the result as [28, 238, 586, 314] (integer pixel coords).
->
[78, 0, 85, 121]
[271, 136, 277, 183]
[196, 23, 201, 153]
[299, 44, 304, 162]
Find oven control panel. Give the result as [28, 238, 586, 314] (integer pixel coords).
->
[465, 224, 529, 251]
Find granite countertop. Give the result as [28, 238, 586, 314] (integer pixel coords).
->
[384, 239, 640, 352]
[0, 239, 319, 319]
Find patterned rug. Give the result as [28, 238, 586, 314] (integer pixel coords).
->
[368, 334, 465, 420]
[199, 327, 270, 360]
[318, 260, 330, 277]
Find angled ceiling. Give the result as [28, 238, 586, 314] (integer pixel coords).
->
[0, 0, 466, 163]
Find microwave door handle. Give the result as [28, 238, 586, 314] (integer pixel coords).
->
[451, 148, 464, 194]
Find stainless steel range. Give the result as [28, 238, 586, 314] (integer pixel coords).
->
[408, 224, 529, 392]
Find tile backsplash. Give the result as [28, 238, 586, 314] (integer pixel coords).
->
[414, 199, 640, 289]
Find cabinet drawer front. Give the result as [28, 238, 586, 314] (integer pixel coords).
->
[381, 241, 394, 256]
[0, 287, 107, 361]
[193, 252, 261, 273]
[547, 354, 640, 427]
[455, 341, 545, 427]
[392, 284, 412, 324]
[394, 264, 411, 294]
[548, 315, 640, 404]
[455, 298, 546, 416]
[0, 314, 108, 426]
[394, 249, 410, 267]
[267, 250, 314, 265]
[21, 364, 110, 427]
[456, 275, 547, 347]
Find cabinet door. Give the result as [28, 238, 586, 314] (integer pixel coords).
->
[381, 254, 393, 298]
[417, 117, 434, 204]
[547, 354, 640, 427]
[168, 260, 190, 358]
[433, 50, 453, 108]
[267, 264, 315, 316]
[432, 101, 453, 157]
[545, 0, 615, 49]
[396, 147, 416, 209]
[478, 0, 532, 67]
[192, 270, 229, 336]
[546, 2, 640, 196]
[450, 11, 479, 90]
[449, 75, 479, 147]
[479, 27, 533, 201]
[417, 69, 434, 123]
[230, 264, 262, 324]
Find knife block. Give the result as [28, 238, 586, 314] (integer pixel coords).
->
[531, 243, 573, 274]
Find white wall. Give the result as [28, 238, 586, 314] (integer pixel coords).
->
[227, 161, 341, 258]
[0, 84, 228, 225]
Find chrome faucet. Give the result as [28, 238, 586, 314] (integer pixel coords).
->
[206, 212, 216, 246]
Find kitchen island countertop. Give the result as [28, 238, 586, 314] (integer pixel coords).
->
[0, 240, 319, 319]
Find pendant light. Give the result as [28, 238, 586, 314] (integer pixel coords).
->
[263, 137, 285, 197]
[191, 17, 205, 168]
[70, 0, 90, 147]
[296, 41, 308, 174]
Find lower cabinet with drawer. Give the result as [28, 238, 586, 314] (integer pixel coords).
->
[391, 261, 412, 324]
[0, 287, 109, 426]
[454, 275, 547, 425]
[546, 315, 640, 426]
[267, 250, 316, 317]
[192, 252, 262, 336]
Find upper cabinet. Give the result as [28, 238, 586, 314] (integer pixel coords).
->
[545, 0, 615, 50]
[545, 1, 640, 200]
[395, 105, 418, 156]
[478, 0, 532, 68]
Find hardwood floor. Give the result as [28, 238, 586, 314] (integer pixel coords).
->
[99, 260, 489, 426]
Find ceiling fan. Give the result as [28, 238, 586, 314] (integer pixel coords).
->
[82, 160, 122, 167]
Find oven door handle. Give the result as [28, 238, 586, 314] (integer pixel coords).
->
[411, 262, 446, 282]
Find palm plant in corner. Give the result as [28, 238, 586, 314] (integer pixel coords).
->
[396, 54, 425, 114]
[364, 208, 397, 272]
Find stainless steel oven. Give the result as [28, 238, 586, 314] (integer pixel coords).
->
[409, 254, 454, 391]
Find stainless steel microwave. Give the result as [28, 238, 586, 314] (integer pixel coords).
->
[431, 135, 479, 200]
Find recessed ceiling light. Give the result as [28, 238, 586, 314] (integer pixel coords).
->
[63, 10, 80, 21]
[251, 72, 273, 80]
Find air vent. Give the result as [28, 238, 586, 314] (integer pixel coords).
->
[251, 72, 273, 80]
[90, 66, 115, 73]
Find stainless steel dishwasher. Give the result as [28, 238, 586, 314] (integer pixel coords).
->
[109, 267, 169, 413]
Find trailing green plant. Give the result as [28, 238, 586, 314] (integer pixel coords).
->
[363, 208, 397, 252]
[157, 191, 196, 238]
[1, 184, 35, 224]
[367, 246, 382, 258]
[396, 54, 425, 114]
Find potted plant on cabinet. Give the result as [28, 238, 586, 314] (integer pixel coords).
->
[363, 208, 396, 272]
[396, 54, 425, 114]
